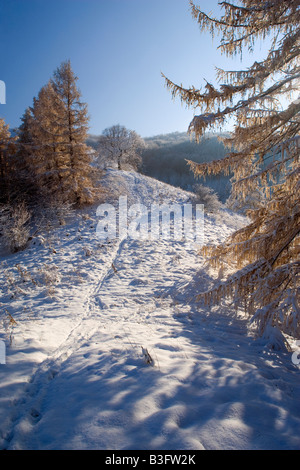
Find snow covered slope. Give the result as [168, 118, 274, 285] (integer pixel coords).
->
[0, 170, 299, 450]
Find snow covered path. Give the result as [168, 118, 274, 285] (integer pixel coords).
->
[1, 170, 300, 450]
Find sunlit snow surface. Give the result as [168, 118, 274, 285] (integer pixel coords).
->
[0, 170, 299, 450]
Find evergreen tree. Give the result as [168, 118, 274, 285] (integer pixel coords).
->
[0, 118, 17, 203]
[51, 60, 95, 205]
[31, 81, 67, 197]
[15, 107, 37, 200]
[17, 84, 64, 200]
[16, 83, 65, 203]
[163, 0, 300, 346]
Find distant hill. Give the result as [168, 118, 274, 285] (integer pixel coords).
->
[87, 130, 232, 203]
[141, 131, 232, 203]
[86, 134, 100, 149]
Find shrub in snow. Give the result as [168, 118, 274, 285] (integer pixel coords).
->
[0, 203, 31, 253]
[35, 196, 75, 230]
[142, 347, 154, 365]
[38, 264, 61, 287]
[260, 324, 289, 352]
[192, 183, 222, 213]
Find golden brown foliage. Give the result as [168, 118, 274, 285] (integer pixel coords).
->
[0, 119, 17, 202]
[17, 61, 97, 207]
[163, 0, 300, 345]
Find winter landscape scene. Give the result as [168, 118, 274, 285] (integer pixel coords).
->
[0, 0, 299, 453]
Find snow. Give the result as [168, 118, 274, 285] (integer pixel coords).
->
[0, 169, 299, 450]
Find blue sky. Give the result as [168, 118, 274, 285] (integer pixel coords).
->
[0, 0, 269, 138]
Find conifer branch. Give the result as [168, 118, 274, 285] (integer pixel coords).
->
[165, 0, 300, 345]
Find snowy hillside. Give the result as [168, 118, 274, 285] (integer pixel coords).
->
[0, 170, 299, 450]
